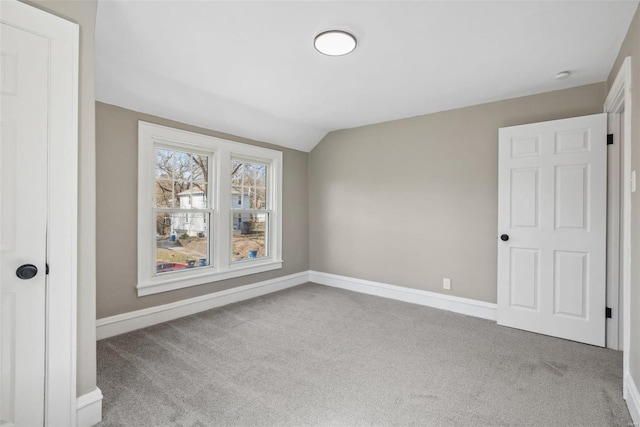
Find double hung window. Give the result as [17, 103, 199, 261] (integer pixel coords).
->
[138, 122, 282, 296]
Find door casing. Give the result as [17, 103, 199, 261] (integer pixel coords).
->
[604, 56, 632, 403]
[606, 112, 623, 350]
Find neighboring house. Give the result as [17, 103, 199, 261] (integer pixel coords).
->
[175, 188, 208, 237]
[173, 188, 253, 236]
[231, 189, 251, 234]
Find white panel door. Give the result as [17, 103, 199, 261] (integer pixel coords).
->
[497, 114, 607, 346]
[0, 10, 50, 427]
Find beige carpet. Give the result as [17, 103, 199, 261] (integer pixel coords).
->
[97, 283, 631, 426]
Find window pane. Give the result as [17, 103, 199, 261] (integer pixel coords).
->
[156, 212, 210, 273]
[177, 184, 208, 209]
[190, 155, 209, 183]
[156, 147, 209, 208]
[232, 212, 267, 261]
[231, 160, 267, 209]
[155, 182, 208, 209]
[231, 186, 243, 207]
[231, 160, 243, 186]
[155, 148, 175, 179]
[155, 180, 176, 208]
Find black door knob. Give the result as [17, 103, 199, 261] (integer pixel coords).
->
[16, 264, 38, 280]
[500, 234, 509, 242]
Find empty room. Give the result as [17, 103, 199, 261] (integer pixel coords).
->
[2, 1, 640, 426]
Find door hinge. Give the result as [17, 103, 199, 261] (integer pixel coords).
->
[607, 134, 614, 145]
[46, 263, 49, 275]
[606, 307, 612, 318]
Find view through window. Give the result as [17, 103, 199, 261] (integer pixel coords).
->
[231, 160, 268, 262]
[138, 121, 283, 296]
[155, 147, 211, 274]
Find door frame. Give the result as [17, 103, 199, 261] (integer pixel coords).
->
[604, 56, 632, 398]
[606, 112, 623, 350]
[2, 1, 79, 425]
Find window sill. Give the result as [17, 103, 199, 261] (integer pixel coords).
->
[137, 260, 283, 296]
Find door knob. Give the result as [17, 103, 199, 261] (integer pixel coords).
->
[16, 264, 38, 280]
[500, 234, 509, 242]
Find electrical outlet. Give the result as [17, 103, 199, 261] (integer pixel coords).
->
[443, 278, 451, 290]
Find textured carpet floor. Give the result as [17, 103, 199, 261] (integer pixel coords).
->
[97, 283, 631, 426]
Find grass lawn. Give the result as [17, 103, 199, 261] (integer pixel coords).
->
[232, 234, 266, 260]
[156, 234, 265, 263]
[156, 248, 191, 264]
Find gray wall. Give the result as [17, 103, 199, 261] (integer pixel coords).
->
[22, 0, 98, 397]
[608, 4, 640, 391]
[95, 102, 309, 318]
[309, 83, 606, 304]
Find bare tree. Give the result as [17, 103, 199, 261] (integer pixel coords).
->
[231, 161, 267, 209]
[155, 148, 208, 235]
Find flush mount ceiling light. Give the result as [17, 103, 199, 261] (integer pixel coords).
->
[555, 70, 571, 80]
[314, 30, 357, 56]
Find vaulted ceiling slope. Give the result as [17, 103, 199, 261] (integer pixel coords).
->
[95, 1, 638, 152]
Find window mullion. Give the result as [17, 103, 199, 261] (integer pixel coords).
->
[216, 147, 232, 271]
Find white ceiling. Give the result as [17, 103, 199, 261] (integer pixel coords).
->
[95, 1, 638, 152]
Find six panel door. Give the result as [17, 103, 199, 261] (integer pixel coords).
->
[1, 12, 50, 426]
[497, 114, 607, 347]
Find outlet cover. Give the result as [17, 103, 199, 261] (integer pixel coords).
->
[443, 278, 451, 290]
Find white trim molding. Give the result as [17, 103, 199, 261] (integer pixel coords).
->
[99, 271, 498, 340]
[97, 271, 308, 339]
[137, 260, 284, 296]
[604, 56, 633, 396]
[625, 373, 640, 426]
[76, 388, 103, 427]
[309, 271, 497, 321]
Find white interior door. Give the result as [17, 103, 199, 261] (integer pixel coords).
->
[497, 113, 607, 347]
[1, 7, 51, 427]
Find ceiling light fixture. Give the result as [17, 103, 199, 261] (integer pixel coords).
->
[314, 30, 357, 56]
[555, 71, 571, 80]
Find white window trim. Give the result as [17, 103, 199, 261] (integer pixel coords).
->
[138, 121, 283, 296]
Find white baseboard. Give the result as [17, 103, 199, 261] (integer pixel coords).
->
[96, 271, 309, 340]
[625, 373, 640, 426]
[308, 270, 497, 321]
[76, 387, 102, 427]
[97, 270, 496, 340]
